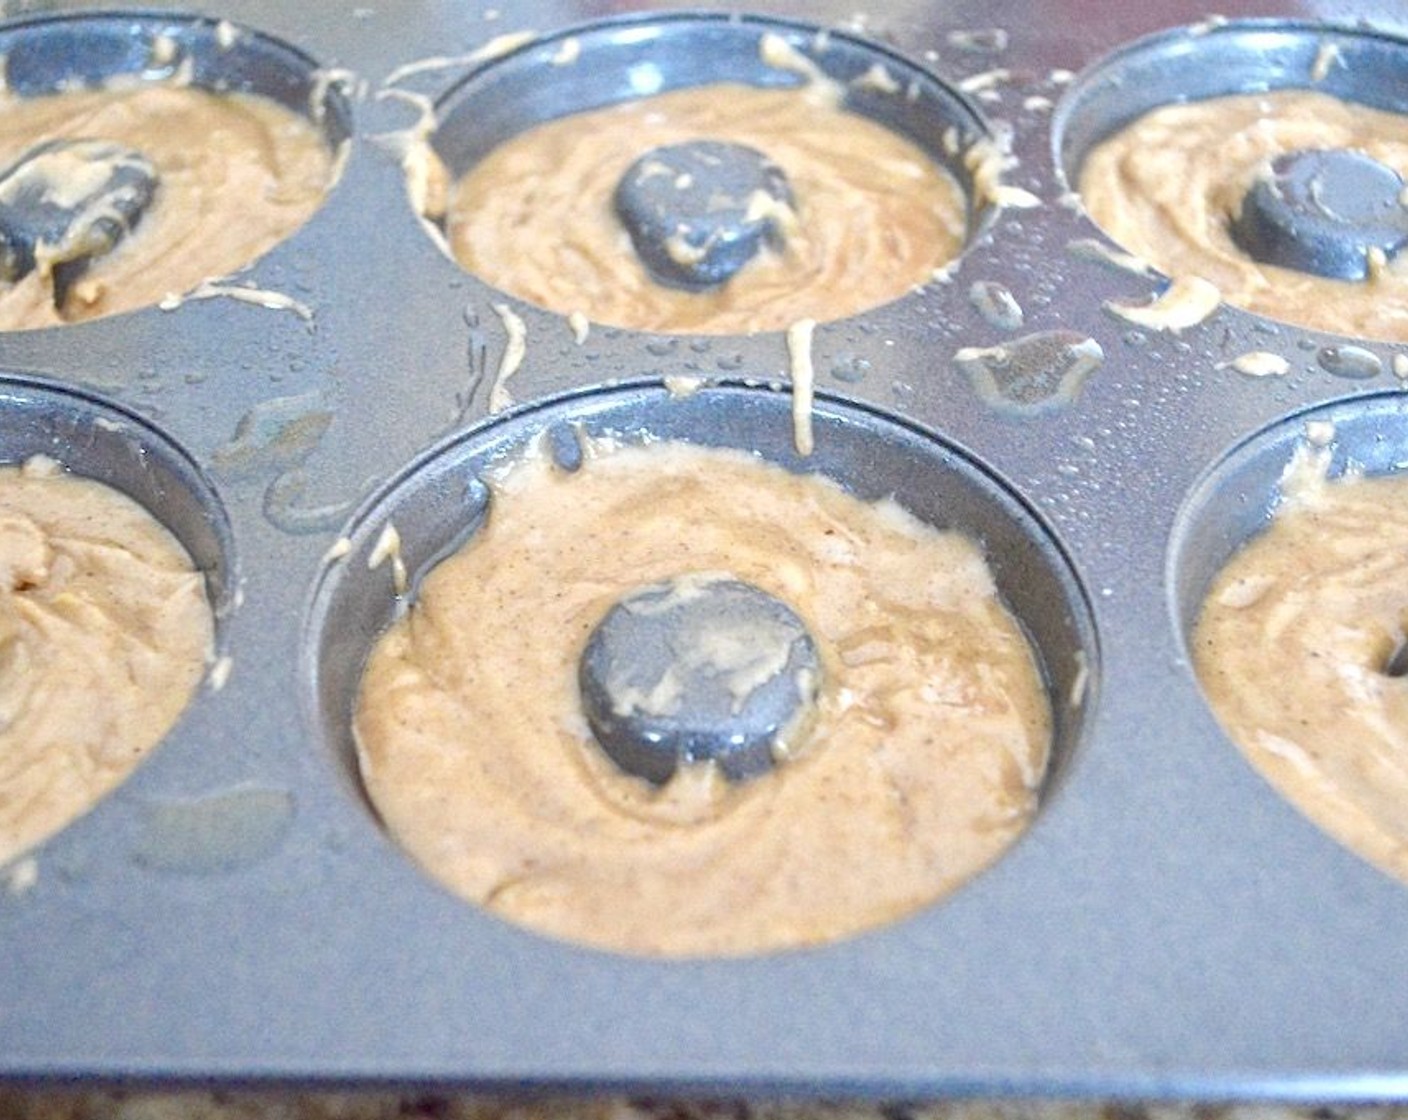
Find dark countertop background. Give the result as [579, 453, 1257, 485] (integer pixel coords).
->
[0, 1096, 1399, 1120]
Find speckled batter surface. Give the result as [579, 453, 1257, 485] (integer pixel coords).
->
[1079, 90, 1408, 340]
[443, 83, 967, 334]
[354, 441, 1049, 956]
[0, 83, 333, 329]
[1194, 452, 1408, 884]
[0, 457, 213, 865]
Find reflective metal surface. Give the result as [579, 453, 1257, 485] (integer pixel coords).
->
[0, 0, 1406, 1101]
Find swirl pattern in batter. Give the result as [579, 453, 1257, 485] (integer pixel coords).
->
[0, 457, 214, 865]
[1079, 90, 1408, 340]
[1194, 450, 1408, 883]
[0, 83, 334, 330]
[354, 441, 1051, 957]
[441, 84, 968, 335]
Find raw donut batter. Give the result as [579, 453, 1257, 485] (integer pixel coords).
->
[439, 84, 968, 334]
[0, 83, 334, 329]
[1194, 450, 1408, 883]
[1079, 90, 1408, 340]
[0, 457, 214, 866]
[354, 441, 1051, 956]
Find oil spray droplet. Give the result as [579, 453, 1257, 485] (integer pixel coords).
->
[263, 470, 362, 535]
[132, 787, 295, 874]
[829, 353, 872, 383]
[1317, 345, 1383, 380]
[954, 331, 1104, 413]
[213, 393, 361, 536]
[212, 392, 332, 480]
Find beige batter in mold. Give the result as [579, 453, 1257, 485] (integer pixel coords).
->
[1194, 449, 1408, 885]
[0, 83, 334, 330]
[0, 457, 214, 866]
[1080, 90, 1408, 340]
[439, 83, 968, 335]
[353, 440, 1051, 957]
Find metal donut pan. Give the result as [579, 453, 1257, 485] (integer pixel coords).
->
[1, 0, 1408, 1101]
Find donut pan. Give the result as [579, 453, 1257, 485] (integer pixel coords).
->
[4, 0, 1408, 1101]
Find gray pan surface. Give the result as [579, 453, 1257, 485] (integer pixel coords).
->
[1, 0, 1408, 1101]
